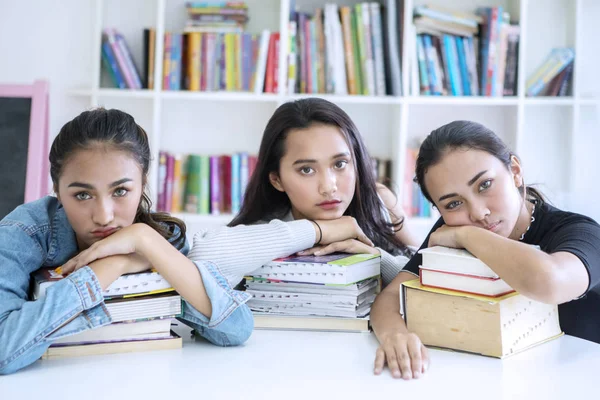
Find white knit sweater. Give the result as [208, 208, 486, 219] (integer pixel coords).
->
[188, 213, 410, 288]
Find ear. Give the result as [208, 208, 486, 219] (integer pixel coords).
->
[509, 155, 524, 187]
[269, 171, 285, 192]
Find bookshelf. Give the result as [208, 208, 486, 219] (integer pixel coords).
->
[69, 0, 600, 239]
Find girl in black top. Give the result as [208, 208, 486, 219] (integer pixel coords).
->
[370, 120, 600, 381]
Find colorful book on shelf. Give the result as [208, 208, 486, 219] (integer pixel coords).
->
[42, 331, 182, 359]
[32, 268, 175, 300]
[400, 279, 563, 358]
[248, 253, 381, 285]
[526, 48, 575, 97]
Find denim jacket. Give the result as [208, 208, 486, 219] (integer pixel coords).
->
[0, 196, 253, 375]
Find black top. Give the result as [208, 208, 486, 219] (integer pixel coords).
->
[403, 202, 600, 344]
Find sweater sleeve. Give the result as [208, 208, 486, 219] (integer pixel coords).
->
[378, 248, 412, 287]
[188, 219, 316, 287]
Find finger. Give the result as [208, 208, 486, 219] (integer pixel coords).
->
[395, 345, 413, 380]
[314, 242, 343, 256]
[384, 347, 402, 379]
[407, 337, 423, 379]
[296, 246, 323, 255]
[356, 231, 374, 247]
[421, 344, 430, 374]
[373, 348, 385, 375]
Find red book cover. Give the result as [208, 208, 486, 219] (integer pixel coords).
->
[220, 155, 232, 213]
[264, 33, 277, 93]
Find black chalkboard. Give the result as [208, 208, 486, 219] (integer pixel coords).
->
[0, 97, 32, 219]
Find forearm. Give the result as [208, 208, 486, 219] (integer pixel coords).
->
[370, 272, 416, 341]
[88, 256, 128, 290]
[189, 219, 316, 279]
[458, 226, 557, 302]
[139, 229, 212, 318]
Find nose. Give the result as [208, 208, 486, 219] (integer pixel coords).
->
[468, 201, 490, 223]
[92, 198, 115, 226]
[319, 169, 338, 196]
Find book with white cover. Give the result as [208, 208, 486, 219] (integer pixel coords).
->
[253, 314, 370, 333]
[419, 267, 514, 297]
[53, 318, 173, 345]
[418, 246, 498, 278]
[249, 253, 381, 285]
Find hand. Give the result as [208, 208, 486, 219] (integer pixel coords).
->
[61, 224, 149, 275]
[374, 332, 430, 380]
[315, 216, 374, 247]
[428, 224, 465, 249]
[297, 239, 379, 256]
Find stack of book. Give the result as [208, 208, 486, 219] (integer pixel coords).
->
[32, 269, 182, 359]
[101, 28, 144, 90]
[245, 253, 381, 332]
[184, 1, 249, 33]
[400, 246, 563, 358]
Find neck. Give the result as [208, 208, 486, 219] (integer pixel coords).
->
[509, 198, 534, 241]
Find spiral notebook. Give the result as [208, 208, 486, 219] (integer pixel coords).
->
[248, 253, 381, 285]
[31, 268, 174, 300]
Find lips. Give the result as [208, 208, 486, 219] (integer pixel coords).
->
[91, 227, 119, 238]
[317, 200, 342, 210]
[484, 221, 501, 232]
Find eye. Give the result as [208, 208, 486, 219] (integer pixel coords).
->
[114, 187, 128, 197]
[479, 179, 492, 192]
[334, 160, 348, 169]
[299, 166, 314, 175]
[75, 192, 91, 201]
[445, 200, 462, 210]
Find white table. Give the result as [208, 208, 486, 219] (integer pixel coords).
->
[2, 323, 599, 400]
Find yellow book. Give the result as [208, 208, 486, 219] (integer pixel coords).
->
[188, 32, 201, 91]
[225, 33, 236, 91]
[400, 279, 563, 358]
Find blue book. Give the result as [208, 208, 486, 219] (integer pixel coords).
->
[455, 36, 471, 96]
[101, 41, 127, 89]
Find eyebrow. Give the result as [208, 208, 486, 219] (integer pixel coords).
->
[67, 178, 133, 190]
[437, 170, 488, 202]
[292, 152, 350, 166]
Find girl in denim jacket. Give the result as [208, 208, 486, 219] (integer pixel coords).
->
[0, 108, 370, 374]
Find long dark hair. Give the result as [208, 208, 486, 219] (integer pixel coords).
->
[415, 120, 545, 205]
[49, 108, 186, 249]
[230, 98, 410, 256]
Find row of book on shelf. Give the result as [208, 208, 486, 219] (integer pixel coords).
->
[157, 151, 399, 214]
[100, 1, 574, 98]
[101, 2, 282, 93]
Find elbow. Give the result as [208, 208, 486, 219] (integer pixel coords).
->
[519, 270, 563, 305]
[204, 304, 254, 347]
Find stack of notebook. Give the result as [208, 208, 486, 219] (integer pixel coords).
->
[399, 246, 563, 358]
[245, 253, 381, 332]
[32, 268, 182, 359]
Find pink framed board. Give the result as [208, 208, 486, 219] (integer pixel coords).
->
[0, 80, 49, 218]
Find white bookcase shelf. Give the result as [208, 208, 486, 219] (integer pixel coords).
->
[70, 0, 600, 238]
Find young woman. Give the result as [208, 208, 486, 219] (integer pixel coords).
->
[370, 120, 600, 380]
[0, 108, 368, 375]
[217, 98, 418, 287]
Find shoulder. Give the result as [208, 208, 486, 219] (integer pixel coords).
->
[536, 203, 600, 244]
[0, 196, 63, 235]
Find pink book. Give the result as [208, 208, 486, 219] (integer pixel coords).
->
[210, 156, 221, 215]
[165, 154, 175, 212]
[103, 29, 136, 89]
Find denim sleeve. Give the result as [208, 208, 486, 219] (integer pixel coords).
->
[177, 260, 254, 347]
[0, 224, 111, 375]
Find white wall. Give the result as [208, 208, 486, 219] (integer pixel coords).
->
[0, 0, 94, 144]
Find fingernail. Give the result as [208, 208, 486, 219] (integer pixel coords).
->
[54, 267, 62, 275]
[314, 251, 322, 256]
[374, 368, 381, 375]
[297, 251, 306, 255]
[393, 371, 401, 378]
[414, 372, 421, 379]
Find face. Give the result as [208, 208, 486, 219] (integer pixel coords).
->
[56, 147, 144, 250]
[269, 123, 356, 220]
[424, 148, 530, 240]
